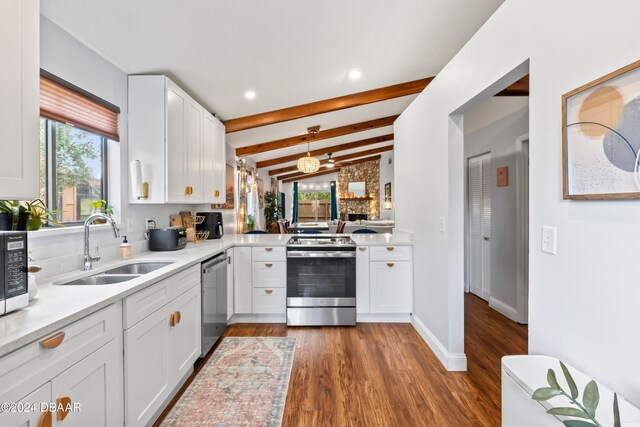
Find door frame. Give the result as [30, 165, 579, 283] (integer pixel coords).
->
[515, 133, 529, 324]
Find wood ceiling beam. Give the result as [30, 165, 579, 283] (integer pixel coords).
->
[496, 75, 529, 96]
[224, 78, 433, 133]
[236, 115, 398, 157]
[269, 145, 393, 176]
[280, 154, 382, 182]
[256, 133, 393, 169]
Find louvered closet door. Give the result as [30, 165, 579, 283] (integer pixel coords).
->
[468, 153, 491, 301]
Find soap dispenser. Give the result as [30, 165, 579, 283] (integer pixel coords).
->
[120, 236, 132, 258]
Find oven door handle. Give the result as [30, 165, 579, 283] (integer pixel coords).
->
[287, 251, 356, 258]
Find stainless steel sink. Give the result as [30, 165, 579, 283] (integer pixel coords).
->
[104, 262, 173, 275]
[61, 274, 141, 286]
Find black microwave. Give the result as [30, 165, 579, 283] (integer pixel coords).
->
[0, 232, 29, 316]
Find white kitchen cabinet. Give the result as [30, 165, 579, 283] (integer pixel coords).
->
[226, 248, 234, 320]
[51, 339, 124, 427]
[252, 288, 286, 314]
[370, 261, 412, 313]
[128, 75, 225, 204]
[356, 246, 370, 313]
[124, 282, 201, 427]
[203, 111, 226, 204]
[251, 261, 286, 288]
[234, 247, 253, 314]
[0, 382, 51, 427]
[0, 0, 39, 200]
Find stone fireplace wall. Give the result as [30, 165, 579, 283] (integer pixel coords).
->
[338, 159, 380, 220]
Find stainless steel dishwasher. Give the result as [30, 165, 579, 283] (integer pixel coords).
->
[200, 252, 228, 357]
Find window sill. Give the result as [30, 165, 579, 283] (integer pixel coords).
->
[27, 223, 118, 239]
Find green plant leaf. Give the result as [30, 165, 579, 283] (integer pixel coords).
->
[532, 387, 563, 401]
[613, 393, 621, 427]
[547, 407, 590, 418]
[560, 361, 579, 399]
[547, 369, 561, 390]
[563, 421, 597, 427]
[582, 380, 599, 418]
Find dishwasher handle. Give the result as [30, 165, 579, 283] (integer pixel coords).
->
[202, 253, 228, 273]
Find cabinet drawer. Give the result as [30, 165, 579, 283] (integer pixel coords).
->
[251, 246, 286, 262]
[251, 261, 286, 288]
[369, 245, 412, 261]
[0, 303, 121, 404]
[124, 264, 200, 329]
[252, 288, 286, 314]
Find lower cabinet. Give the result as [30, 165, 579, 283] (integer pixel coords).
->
[356, 246, 370, 313]
[0, 382, 51, 427]
[124, 284, 201, 427]
[234, 246, 287, 315]
[252, 288, 286, 314]
[370, 261, 412, 313]
[233, 246, 252, 314]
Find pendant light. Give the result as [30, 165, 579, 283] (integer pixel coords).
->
[297, 127, 321, 174]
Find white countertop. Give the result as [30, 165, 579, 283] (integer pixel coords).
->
[0, 232, 412, 358]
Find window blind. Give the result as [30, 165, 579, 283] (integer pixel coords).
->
[40, 71, 120, 141]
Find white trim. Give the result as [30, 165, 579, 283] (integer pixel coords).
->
[357, 313, 411, 323]
[229, 314, 286, 324]
[489, 297, 518, 322]
[27, 223, 118, 238]
[515, 133, 529, 324]
[411, 314, 467, 371]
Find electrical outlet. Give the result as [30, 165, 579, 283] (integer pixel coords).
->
[126, 218, 134, 233]
[541, 226, 557, 255]
[439, 217, 445, 233]
[145, 218, 156, 230]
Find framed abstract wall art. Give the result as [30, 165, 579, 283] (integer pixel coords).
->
[563, 59, 640, 199]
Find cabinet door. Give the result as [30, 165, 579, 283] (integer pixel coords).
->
[124, 306, 171, 427]
[51, 339, 124, 427]
[185, 98, 203, 202]
[370, 261, 412, 313]
[202, 112, 226, 204]
[356, 246, 370, 313]
[252, 288, 286, 314]
[0, 0, 39, 200]
[169, 285, 201, 385]
[166, 81, 188, 203]
[233, 247, 252, 314]
[0, 382, 51, 427]
[226, 248, 234, 320]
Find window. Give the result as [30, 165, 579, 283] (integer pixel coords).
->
[39, 118, 108, 225]
[297, 191, 331, 222]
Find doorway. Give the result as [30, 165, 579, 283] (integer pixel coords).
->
[468, 152, 492, 301]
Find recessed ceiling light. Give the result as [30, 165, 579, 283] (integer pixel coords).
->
[348, 69, 362, 80]
[244, 90, 256, 100]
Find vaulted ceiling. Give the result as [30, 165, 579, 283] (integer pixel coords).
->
[41, 0, 506, 178]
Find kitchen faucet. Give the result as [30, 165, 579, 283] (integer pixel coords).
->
[83, 213, 120, 271]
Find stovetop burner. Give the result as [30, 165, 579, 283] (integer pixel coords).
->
[286, 234, 356, 248]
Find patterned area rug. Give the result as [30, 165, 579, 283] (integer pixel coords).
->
[161, 337, 296, 427]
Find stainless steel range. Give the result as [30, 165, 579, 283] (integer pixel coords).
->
[286, 234, 356, 326]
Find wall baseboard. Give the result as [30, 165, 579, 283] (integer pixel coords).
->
[410, 314, 467, 371]
[489, 297, 518, 322]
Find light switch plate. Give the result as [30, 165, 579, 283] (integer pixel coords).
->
[439, 217, 445, 233]
[541, 226, 557, 255]
[126, 218, 134, 233]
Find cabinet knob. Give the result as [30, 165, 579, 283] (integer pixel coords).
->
[265, 263, 273, 268]
[170, 311, 182, 326]
[265, 289, 273, 295]
[185, 186, 193, 195]
[38, 410, 52, 427]
[228, 256, 232, 265]
[56, 397, 72, 421]
[214, 190, 220, 198]
[40, 331, 65, 349]
[358, 247, 366, 251]
[386, 246, 395, 251]
[387, 263, 395, 268]
[265, 247, 273, 252]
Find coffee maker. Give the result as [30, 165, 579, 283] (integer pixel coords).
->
[196, 212, 224, 239]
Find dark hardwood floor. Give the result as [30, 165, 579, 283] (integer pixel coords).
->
[155, 293, 527, 426]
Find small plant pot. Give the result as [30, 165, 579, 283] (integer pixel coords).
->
[0, 213, 12, 231]
[15, 212, 30, 231]
[27, 217, 42, 231]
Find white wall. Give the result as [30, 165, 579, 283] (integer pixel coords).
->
[31, 17, 235, 277]
[395, 0, 640, 405]
[464, 97, 528, 314]
[379, 151, 394, 220]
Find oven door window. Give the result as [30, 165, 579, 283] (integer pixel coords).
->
[287, 257, 355, 298]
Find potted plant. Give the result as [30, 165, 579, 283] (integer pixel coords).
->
[25, 199, 63, 231]
[264, 191, 277, 233]
[0, 200, 29, 231]
[89, 199, 115, 224]
[247, 214, 256, 231]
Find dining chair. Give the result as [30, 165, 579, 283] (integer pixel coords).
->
[352, 228, 378, 234]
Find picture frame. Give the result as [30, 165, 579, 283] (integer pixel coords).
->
[212, 164, 235, 209]
[562, 59, 640, 200]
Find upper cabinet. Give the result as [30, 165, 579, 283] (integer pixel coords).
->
[128, 75, 226, 204]
[0, 0, 39, 200]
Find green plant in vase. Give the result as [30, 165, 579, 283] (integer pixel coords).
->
[532, 360, 621, 427]
[247, 214, 256, 231]
[0, 200, 28, 231]
[89, 199, 115, 224]
[25, 198, 63, 230]
[264, 191, 277, 233]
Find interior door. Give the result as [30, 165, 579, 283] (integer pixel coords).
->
[468, 153, 492, 301]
